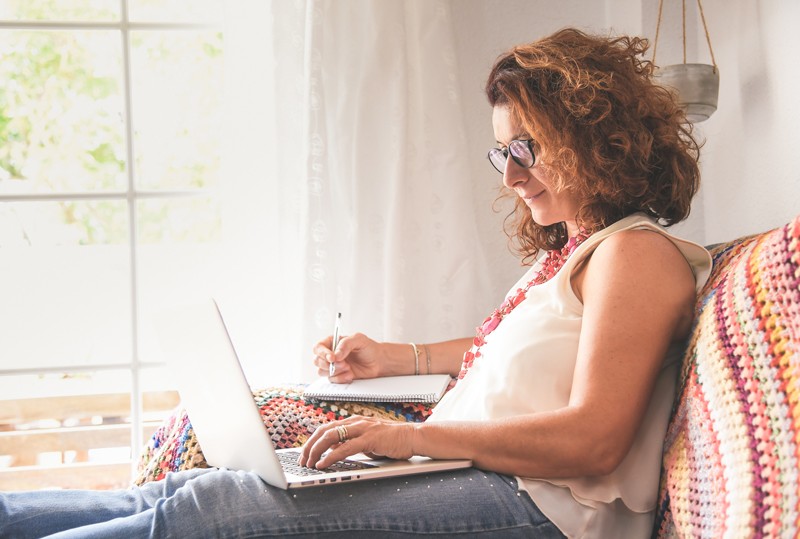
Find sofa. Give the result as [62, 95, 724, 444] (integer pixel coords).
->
[137, 213, 800, 538]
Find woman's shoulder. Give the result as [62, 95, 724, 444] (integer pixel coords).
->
[582, 214, 706, 272]
[591, 215, 712, 289]
[582, 227, 697, 303]
[597, 225, 681, 253]
[592, 227, 694, 274]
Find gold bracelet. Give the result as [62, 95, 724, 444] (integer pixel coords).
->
[410, 343, 420, 375]
[423, 344, 431, 375]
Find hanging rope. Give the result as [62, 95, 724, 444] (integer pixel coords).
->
[697, 0, 718, 71]
[652, 0, 665, 66]
[682, 0, 687, 64]
[651, 0, 716, 71]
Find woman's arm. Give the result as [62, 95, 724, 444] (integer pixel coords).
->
[312, 335, 470, 381]
[378, 338, 472, 377]
[303, 230, 697, 477]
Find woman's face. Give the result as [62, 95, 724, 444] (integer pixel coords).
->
[491, 105, 583, 236]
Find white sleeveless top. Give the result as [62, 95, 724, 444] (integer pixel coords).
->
[427, 214, 711, 538]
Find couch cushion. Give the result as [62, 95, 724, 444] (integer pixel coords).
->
[654, 214, 800, 538]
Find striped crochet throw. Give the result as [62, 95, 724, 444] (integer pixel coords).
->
[135, 385, 435, 485]
[654, 214, 800, 538]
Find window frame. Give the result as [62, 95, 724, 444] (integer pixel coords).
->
[0, 7, 222, 485]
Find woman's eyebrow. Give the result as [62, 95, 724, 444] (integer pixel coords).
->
[496, 134, 528, 145]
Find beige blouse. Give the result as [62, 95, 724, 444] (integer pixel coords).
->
[427, 214, 711, 538]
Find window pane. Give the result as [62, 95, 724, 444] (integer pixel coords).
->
[136, 196, 223, 363]
[0, 200, 132, 370]
[128, 0, 221, 23]
[0, 368, 181, 491]
[0, 30, 126, 194]
[0, 0, 120, 22]
[130, 30, 223, 191]
[137, 196, 220, 244]
[133, 365, 181, 484]
[0, 370, 133, 490]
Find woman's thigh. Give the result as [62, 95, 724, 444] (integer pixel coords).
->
[147, 467, 564, 538]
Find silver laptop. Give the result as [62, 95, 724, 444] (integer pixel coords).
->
[155, 298, 471, 489]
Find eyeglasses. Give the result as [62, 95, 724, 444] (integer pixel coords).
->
[487, 139, 536, 174]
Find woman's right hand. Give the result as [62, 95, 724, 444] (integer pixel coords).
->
[312, 332, 385, 383]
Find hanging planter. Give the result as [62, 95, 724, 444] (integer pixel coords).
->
[656, 63, 719, 122]
[652, 0, 719, 123]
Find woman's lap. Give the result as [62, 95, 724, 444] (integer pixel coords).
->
[2, 467, 564, 538]
[12, 387, 564, 537]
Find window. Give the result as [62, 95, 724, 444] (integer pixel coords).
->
[0, 0, 223, 489]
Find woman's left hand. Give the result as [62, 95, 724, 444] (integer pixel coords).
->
[298, 416, 418, 470]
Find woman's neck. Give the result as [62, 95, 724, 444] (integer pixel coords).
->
[565, 221, 581, 238]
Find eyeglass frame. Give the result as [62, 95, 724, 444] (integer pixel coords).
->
[487, 139, 536, 174]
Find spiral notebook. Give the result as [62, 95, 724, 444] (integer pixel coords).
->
[303, 374, 452, 403]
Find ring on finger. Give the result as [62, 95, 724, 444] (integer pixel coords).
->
[335, 425, 349, 443]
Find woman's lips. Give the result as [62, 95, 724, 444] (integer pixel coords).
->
[521, 189, 545, 203]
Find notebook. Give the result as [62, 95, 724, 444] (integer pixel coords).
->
[303, 374, 452, 403]
[155, 299, 472, 489]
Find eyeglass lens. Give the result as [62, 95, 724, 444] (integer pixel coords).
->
[487, 140, 535, 173]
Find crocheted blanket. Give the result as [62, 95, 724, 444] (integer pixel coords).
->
[654, 214, 800, 538]
[134, 385, 435, 485]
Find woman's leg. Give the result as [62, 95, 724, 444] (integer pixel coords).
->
[0, 468, 214, 539]
[2, 467, 564, 539]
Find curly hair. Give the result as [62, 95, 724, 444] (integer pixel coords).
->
[485, 27, 701, 262]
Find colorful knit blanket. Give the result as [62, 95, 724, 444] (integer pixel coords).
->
[654, 214, 800, 538]
[135, 385, 434, 485]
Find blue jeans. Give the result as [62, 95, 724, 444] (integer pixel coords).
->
[0, 467, 565, 538]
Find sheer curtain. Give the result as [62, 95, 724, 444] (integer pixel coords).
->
[221, 0, 492, 385]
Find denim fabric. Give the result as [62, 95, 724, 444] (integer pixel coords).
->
[0, 467, 565, 538]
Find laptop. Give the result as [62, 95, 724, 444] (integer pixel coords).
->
[155, 298, 472, 489]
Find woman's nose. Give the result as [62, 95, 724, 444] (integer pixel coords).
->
[502, 158, 528, 189]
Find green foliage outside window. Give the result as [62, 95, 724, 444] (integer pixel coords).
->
[0, 1, 223, 246]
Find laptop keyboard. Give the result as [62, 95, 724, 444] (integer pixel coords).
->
[278, 450, 376, 476]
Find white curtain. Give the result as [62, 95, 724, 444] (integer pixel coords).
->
[221, 0, 492, 385]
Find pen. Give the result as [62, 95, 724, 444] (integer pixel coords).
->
[330, 312, 342, 377]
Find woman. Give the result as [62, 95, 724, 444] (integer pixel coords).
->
[1, 28, 711, 538]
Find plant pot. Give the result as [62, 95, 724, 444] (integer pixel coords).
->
[655, 63, 720, 122]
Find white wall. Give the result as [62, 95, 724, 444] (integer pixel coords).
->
[450, 0, 798, 295]
[686, 0, 800, 244]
